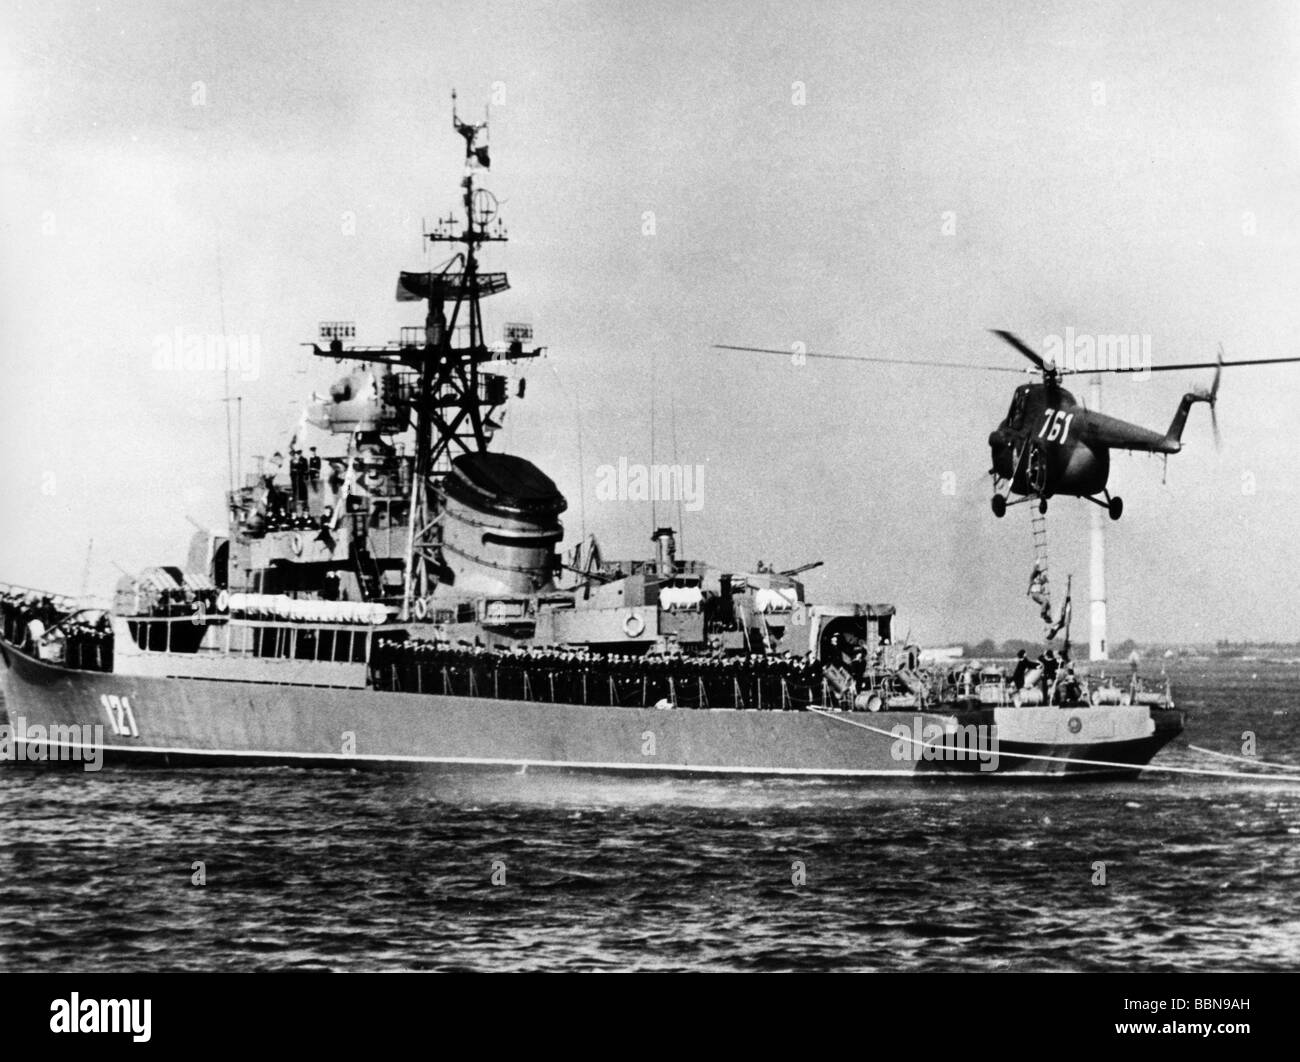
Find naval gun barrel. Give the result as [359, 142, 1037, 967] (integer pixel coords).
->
[779, 561, 824, 577]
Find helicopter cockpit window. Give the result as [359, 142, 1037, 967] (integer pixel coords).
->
[1008, 391, 1027, 429]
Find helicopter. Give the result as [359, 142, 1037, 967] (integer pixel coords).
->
[715, 331, 1300, 520]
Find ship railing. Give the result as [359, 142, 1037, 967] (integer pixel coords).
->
[221, 620, 373, 664]
[396, 323, 478, 349]
[399, 326, 431, 349]
[386, 366, 508, 406]
[611, 560, 709, 578]
[121, 612, 377, 665]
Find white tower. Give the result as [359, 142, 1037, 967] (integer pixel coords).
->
[1089, 376, 1108, 661]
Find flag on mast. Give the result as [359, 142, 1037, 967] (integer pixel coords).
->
[1047, 583, 1072, 641]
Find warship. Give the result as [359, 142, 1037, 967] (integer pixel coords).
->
[0, 101, 1183, 779]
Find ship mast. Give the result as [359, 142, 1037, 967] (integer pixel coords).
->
[310, 92, 543, 619]
[404, 92, 504, 615]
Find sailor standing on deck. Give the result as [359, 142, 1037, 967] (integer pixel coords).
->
[290, 449, 310, 512]
[1011, 649, 1031, 690]
[1038, 649, 1059, 698]
[265, 451, 287, 526]
[287, 448, 300, 509]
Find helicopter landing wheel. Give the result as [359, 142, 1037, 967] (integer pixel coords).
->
[1108, 495, 1123, 521]
[991, 495, 1007, 518]
[1038, 498, 1048, 515]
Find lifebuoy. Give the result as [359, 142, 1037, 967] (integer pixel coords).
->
[216, 590, 229, 613]
[290, 532, 304, 556]
[1067, 715, 1083, 734]
[623, 612, 645, 638]
[413, 597, 429, 621]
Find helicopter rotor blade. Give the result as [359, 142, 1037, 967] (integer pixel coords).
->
[1076, 353, 1300, 374]
[988, 330, 1049, 372]
[713, 345, 1026, 373]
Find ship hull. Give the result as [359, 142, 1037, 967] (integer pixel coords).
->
[0, 645, 1181, 780]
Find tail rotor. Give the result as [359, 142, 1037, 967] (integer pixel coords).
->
[1208, 344, 1223, 449]
[1206, 343, 1216, 447]
[1191, 344, 1224, 449]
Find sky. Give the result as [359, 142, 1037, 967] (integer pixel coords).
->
[2, 0, 1299, 644]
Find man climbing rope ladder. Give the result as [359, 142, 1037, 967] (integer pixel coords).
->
[1027, 559, 1053, 625]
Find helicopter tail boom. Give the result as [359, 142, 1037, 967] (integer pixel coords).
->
[1080, 383, 1215, 455]
[1163, 354, 1223, 452]
[1158, 391, 1211, 453]
[1079, 408, 1177, 454]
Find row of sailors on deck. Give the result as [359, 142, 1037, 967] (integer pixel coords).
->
[1, 588, 68, 628]
[46, 618, 114, 670]
[373, 638, 826, 683]
[261, 509, 331, 534]
[0, 589, 112, 668]
[1, 588, 115, 630]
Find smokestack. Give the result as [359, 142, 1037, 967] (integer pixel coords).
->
[652, 527, 677, 575]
